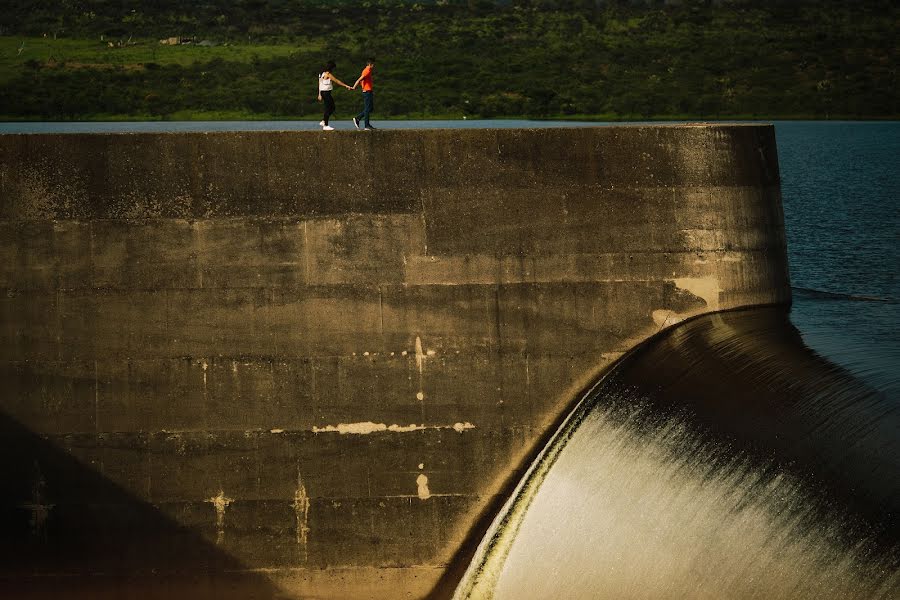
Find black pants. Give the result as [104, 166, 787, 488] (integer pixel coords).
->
[321, 91, 335, 125]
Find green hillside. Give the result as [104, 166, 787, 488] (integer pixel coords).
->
[0, 1, 896, 120]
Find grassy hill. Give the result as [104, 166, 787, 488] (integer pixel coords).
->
[0, 0, 896, 120]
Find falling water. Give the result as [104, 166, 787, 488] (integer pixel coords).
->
[456, 308, 899, 599]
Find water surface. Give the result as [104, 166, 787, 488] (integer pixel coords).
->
[777, 121, 900, 399]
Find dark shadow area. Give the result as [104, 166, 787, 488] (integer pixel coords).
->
[0, 411, 281, 600]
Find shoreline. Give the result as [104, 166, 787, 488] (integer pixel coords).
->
[2, 114, 899, 123]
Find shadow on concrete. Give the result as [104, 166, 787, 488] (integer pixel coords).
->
[0, 411, 280, 600]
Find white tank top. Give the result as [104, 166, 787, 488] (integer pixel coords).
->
[318, 72, 333, 91]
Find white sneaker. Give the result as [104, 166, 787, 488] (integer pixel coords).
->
[319, 120, 325, 126]
[352, 117, 360, 129]
[322, 125, 334, 131]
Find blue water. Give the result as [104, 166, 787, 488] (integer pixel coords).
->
[2, 119, 896, 398]
[776, 121, 900, 399]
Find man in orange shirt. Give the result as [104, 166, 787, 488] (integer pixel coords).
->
[351, 60, 376, 130]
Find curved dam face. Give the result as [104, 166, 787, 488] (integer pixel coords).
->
[0, 125, 789, 598]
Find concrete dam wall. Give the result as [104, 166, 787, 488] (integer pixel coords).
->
[0, 125, 790, 599]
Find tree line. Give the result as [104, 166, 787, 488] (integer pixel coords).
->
[1, 0, 896, 120]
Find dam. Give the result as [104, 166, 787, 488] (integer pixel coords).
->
[0, 125, 791, 598]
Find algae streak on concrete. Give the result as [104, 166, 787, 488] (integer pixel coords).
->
[0, 125, 790, 599]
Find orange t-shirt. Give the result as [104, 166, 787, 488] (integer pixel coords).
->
[359, 66, 373, 92]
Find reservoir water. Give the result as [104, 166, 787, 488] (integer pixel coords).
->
[778, 122, 899, 397]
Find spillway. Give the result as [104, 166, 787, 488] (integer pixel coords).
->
[456, 307, 899, 599]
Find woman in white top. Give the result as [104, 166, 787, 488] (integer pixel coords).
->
[317, 61, 352, 131]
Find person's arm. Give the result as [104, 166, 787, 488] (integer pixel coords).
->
[316, 75, 321, 102]
[352, 67, 369, 90]
[325, 71, 352, 90]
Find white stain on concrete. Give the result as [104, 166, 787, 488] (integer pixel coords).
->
[673, 276, 721, 310]
[270, 428, 285, 434]
[389, 424, 424, 433]
[311, 421, 476, 435]
[415, 336, 425, 373]
[313, 421, 387, 435]
[653, 276, 723, 330]
[292, 475, 311, 563]
[652, 309, 683, 329]
[416, 473, 432, 500]
[205, 490, 234, 545]
[413, 337, 436, 402]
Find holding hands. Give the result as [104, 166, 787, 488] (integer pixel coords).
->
[317, 85, 350, 102]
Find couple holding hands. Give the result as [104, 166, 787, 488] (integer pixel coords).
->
[317, 60, 376, 131]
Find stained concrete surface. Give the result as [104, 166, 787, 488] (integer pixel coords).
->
[0, 125, 790, 598]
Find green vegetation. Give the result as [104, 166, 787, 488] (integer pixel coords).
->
[0, 1, 896, 120]
[0, 37, 316, 83]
